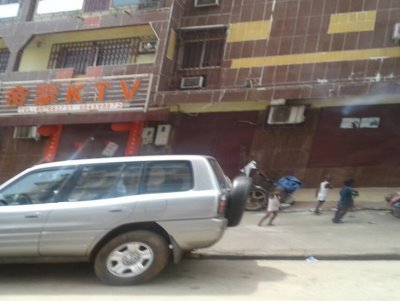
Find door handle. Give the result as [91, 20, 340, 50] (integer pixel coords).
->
[109, 208, 123, 213]
[24, 213, 39, 218]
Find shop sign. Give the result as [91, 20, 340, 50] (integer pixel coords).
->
[0, 74, 152, 116]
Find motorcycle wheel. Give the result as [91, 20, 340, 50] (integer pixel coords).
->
[245, 188, 267, 211]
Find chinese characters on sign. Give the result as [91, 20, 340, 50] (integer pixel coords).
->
[5, 80, 140, 106]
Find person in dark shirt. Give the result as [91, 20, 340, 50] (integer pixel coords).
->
[332, 179, 358, 224]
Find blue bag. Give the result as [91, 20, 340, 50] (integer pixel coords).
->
[275, 176, 303, 194]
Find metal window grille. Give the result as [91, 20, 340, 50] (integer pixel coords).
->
[48, 38, 140, 74]
[0, 48, 10, 73]
[112, 0, 162, 9]
[83, 0, 111, 13]
[180, 28, 225, 69]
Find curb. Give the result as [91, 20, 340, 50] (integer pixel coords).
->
[191, 254, 400, 261]
[280, 208, 391, 213]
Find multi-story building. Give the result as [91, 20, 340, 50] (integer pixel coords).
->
[0, 0, 399, 187]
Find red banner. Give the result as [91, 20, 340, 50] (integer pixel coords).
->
[125, 122, 144, 156]
[39, 125, 63, 162]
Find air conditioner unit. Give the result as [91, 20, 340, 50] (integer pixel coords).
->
[141, 127, 155, 145]
[13, 126, 39, 140]
[194, 0, 219, 8]
[393, 23, 400, 43]
[180, 76, 205, 89]
[138, 40, 157, 53]
[154, 124, 171, 146]
[267, 106, 306, 125]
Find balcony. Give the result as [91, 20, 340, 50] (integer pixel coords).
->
[0, 0, 20, 23]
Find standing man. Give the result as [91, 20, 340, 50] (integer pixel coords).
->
[314, 176, 333, 214]
[332, 179, 358, 224]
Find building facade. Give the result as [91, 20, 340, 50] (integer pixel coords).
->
[0, 0, 399, 187]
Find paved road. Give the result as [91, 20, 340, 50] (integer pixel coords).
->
[0, 260, 399, 301]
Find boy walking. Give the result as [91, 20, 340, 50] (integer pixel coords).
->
[332, 179, 358, 224]
[314, 176, 333, 214]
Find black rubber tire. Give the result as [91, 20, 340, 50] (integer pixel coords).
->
[94, 230, 169, 285]
[245, 187, 268, 211]
[226, 175, 252, 227]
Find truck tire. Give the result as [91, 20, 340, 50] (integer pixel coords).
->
[245, 187, 268, 211]
[226, 175, 252, 227]
[94, 230, 169, 285]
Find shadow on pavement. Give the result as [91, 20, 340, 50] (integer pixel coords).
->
[0, 260, 286, 295]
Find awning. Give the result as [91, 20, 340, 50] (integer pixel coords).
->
[0, 107, 169, 126]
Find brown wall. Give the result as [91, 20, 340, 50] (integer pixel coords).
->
[0, 128, 45, 183]
[160, 0, 400, 98]
[170, 111, 258, 178]
[251, 104, 400, 188]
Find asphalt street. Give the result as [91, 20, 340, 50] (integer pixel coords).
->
[0, 260, 399, 301]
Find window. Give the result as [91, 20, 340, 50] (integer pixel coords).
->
[115, 163, 143, 196]
[66, 164, 124, 201]
[0, 48, 10, 73]
[48, 38, 139, 74]
[141, 161, 193, 194]
[179, 28, 225, 69]
[0, 167, 76, 205]
[83, 0, 110, 13]
[208, 158, 231, 189]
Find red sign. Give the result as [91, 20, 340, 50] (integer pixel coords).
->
[0, 74, 152, 116]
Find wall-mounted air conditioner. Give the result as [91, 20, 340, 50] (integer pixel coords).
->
[138, 40, 157, 53]
[267, 106, 306, 125]
[13, 126, 39, 140]
[194, 0, 219, 8]
[141, 127, 155, 145]
[180, 76, 205, 89]
[154, 124, 171, 146]
[393, 23, 400, 43]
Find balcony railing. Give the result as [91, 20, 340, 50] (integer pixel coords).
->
[0, 48, 10, 73]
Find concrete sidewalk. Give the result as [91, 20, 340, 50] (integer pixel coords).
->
[288, 187, 400, 211]
[197, 187, 400, 259]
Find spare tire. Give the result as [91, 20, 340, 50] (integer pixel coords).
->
[226, 175, 252, 227]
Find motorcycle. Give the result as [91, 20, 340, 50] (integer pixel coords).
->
[240, 161, 302, 211]
[385, 192, 400, 218]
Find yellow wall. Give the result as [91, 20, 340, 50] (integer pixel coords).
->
[166, 29, 176, 60]
[0, 39, 6, 48]
[19, 25, 156, 71]
[328, 10, 376, 34]
[231, 47, 400, 69]
[227, 20, 272, 43]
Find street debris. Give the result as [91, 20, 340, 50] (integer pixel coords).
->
[305, 256, 318, 263]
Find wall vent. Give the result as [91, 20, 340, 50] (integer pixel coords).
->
[267, 106, 305, 125]
[194, 0, 219, 8]
[180, 76, 205, 89]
